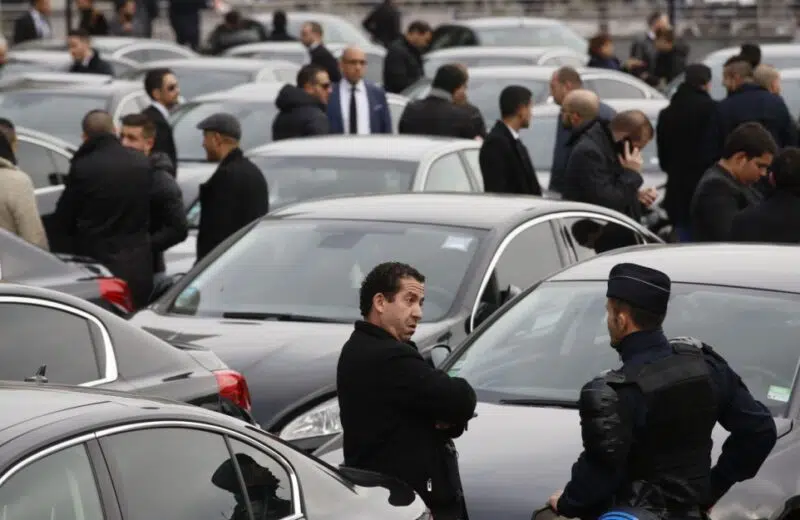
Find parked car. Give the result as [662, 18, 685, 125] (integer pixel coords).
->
[0, 282, 252, 420]
[252, 11, 373, 46]
[423, 46, 587, 77]
[316, 242, 800, 520]
[0, 383, 430, 520]
[402, 65, 665, 123]
[427, 17, 587, 54]
[131, 193, 662, 452]
[13, 36, 198, 63]
[0, 71, 114, 91]
[0, 81, 149, 145]
[123, 57, 300, 99]
[5, 49, 139, 76]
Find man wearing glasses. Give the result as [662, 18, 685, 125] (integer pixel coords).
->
[327, 46, 392, 135]
[143, 68, 181, 172]
[272, 64, 332, 141]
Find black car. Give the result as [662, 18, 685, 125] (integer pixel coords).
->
[0, 383, 430, 520]
[316, 243, 800, 520]
[0, 81, 149, 145]
[0, 282, 252, 420]
[131, 193, 662, 452]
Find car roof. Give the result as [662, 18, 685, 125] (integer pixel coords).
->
[532, 98, 668, 118]
[547, 243, 800, 293]
[466, 65, 633, 80]
[226, 41, 306, 53]
[425, 46, 579, 59]
[0, 79, 141, 97]
[248, 134, 479, 160]
[705, 43, 800, 63]
[455, 17, 569, 28]
[16, 126, 77, 151]
[268, 192, 643, 229]
[195, 81, 286, 101]
[138, 57, 294, 72]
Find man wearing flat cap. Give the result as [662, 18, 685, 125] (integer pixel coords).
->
[195, 112, 269, 261]
[549, 262, 776, 520]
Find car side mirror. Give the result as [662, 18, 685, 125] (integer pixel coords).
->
[423, 344, 451, 369]
[48, 172, 67, 186]
[500, 284, 522, 305]
[149, 273, 184, 304]
[468, 301, 498, 333]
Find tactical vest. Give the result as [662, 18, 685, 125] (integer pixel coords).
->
[614, 340, 718, 514]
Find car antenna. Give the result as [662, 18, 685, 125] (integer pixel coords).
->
[25, 365, 48, 384]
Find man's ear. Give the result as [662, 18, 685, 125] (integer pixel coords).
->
[372, 293, 385, 314]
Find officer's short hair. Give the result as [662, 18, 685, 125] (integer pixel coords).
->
[359, 262, 425, 317]
[609, 298, 665, 330]
[431, 64, 467, 95]
[740, 42, 761, 68]
[82, 109, 114, 138]
[684, 64, 711, 89]
[499, 85, 532, 118]
[296, 64, 326, 88]
[407, 20, 432, 34]
[768, 147, 800, 192]
[723, 55, 753, 79]
[609, 110, 653, 144]
[121, 113, 155, 139]
[721, 122, 777, 160]
[144, 68, 174, 100]
[68, 28, 90, 41]
[555, 66, 583, 87]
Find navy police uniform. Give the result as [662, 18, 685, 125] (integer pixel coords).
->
[556, 263, 777, 519]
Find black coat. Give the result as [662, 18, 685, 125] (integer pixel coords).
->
[206, 19, 269, 55]
[656, 83, 718, 227]
[690, 163, 763, 242]
[142, 105, 178, 173]
[479, 121, 541, 195]
[272, 84, 330, 141]
[196, 148, 269, 261]
[337, 321, 477, 512]
[398, 94, 481, 139]
[69, 51, 114, 75]
[13, 12, 50, 45]
[362, 1, 401, 48]
[54, 133, 153, 308]
[309, 44, 341, 83]
[730, 190, 800, 243]
[149, 152, 188, 273]
[383, 37, 424, 94]
[562, 119, 644, 220]
[78, 8, 110, 36]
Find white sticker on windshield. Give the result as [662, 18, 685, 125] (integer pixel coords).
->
[441, 235, 473, 252]
[767, 385, 791, 403]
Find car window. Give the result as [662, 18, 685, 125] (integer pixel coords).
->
[558, 216, 643, 262]
[425, 55, 535, 76]
[123, 47, 190, 62]
[170, 69, 254, 99]
[16, 139, 57, 189]
[585, 78, 646, 99]
[116, 93, 144, 120]
[429, 26, 478, 51]
[448, 281, 800, 417]
[461, 149, 482, 183]
[468, 77, 550, 122]
[541, 54, 585, 67]
[51, 148, 72, 175]
[100, 428, 242, 520]
[0, 302, 102, 384]
[228, 439, 295, 519]
[424, 153, 472, 192]
[0, 92, 106, 144]
[494, 221, 562, 292]
[474, 25, 587, 54]
[0, 444, 103, 520]
[781, 77, 800, 120]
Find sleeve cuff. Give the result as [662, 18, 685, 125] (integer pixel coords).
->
[556, 492, 582, 518]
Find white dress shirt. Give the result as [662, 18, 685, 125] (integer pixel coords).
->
[504, 122, 520, 140]
[339, 80, 371, 135]
[30, 9, 51, 38]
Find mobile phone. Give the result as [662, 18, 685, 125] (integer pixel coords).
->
[615, 137, 633, 157]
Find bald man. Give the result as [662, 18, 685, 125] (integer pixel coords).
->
[562, 89, 601, 130]
[54, 109, 154, 310]
[327, 45, 392, 134]
[754, 64, 781, 95]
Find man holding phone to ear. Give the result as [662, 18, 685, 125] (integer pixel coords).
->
[563, 110, 658, 222]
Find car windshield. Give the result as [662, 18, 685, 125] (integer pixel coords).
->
[425, 55, 536, 77]
[169, 220, 485, 322]
[447, 280, 800, 416]
[475, 25, 586, 54]
[522, 114, 661, 172]
[285, 18, 369, 45]
[134, 69, 254, 99]
[171, 100, 277, 161]
[0, 92, 107, 143]
[250, 155, 417, 210]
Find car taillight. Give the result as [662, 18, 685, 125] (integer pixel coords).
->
[98, 277, 134, 314]
[214, 369, 252, 412]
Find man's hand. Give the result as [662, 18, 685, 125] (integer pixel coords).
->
[637, 187, 658, 207]
[548, 490, 563, 512]
[618, 140, 643, 173]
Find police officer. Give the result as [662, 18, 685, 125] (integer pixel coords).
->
[548, 263, 777, 519]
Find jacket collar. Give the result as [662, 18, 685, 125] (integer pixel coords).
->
[616, 329, 670, 364]
[729, 82, 766, 97]
[354, 320, 418, 350]
[427, 88, 453, 102]
[73, 132, 118, 161]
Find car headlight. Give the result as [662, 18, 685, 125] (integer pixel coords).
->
[279, 397, 341, 441]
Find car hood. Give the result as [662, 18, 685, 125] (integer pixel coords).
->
[130, 310, 448, 426]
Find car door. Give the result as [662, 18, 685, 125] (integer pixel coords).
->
[556, 213, 656, 263]
[96, 425, 298, 520]
[420, 152, 475, 192]
[0, 298, 111, 385]
[460, 148, 484, 191]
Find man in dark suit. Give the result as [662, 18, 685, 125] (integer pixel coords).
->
[13, 0, 53, 45]
[67, 29, 114, 75]
[300, 21, 341, 83]
[327, 46, 391, 134]
[479, 85, 541, 196]
[142, 68, 180, 172]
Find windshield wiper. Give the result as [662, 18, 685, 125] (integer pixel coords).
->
[499, 398, 578, 409]
[221, 312, 345, 324]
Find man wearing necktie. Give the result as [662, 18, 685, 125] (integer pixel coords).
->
[479, 85, 542, 195]
[327, 46, 392, 135]
[13, 0, 53, 45]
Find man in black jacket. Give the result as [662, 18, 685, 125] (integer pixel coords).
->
[300, 21, 341, 83]
[143, 68, 180, 171]
[656, 64, 717, 242]
[691, 121, 776, 242]
[120, 113, 188, 283]
[205, 10, 268, 55]
[383, 20, 431, 94]
[362, 0, 401, 48]
[67, 29, 113, 75]
[265, 10, 294, 41]
[13, 0, 53, 45]
[399, 64, 481, 139]
[272, 64, 331, 141]
[549, 262, 776, 519]
[196, 113, 268, 261]
[54, 110, 153, 308]
[479, 85, 540, 195]
[563, 110, 657, 221]
[337, 262, 477, 520]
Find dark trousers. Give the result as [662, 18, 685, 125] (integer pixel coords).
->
[169, 9, 200, 49]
